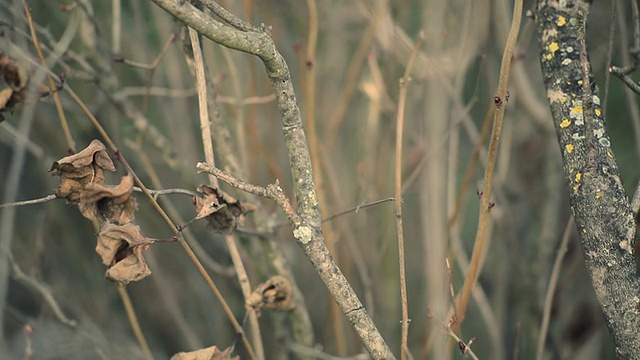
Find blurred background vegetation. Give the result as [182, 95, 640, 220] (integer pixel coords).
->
[0, 0, 638, 359]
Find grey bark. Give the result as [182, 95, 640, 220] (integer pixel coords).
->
[536, 1, 640, 358]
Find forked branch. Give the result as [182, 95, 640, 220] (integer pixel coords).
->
[151, 0, 395, 358]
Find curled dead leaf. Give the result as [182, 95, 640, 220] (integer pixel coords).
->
[170, 345, 238, 360]
[0, 52, 54, 118]
[98, 223, 152, 285]
[79, 174, 137, 223]
[50, 140, 116, 202]
[246, 275, 294, 316]
[193, 185, 256, 234]
[105, 244, 151, 285]
[96, 223, 151, 266]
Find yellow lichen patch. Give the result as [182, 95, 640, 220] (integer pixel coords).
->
[595, 192, 603, 199]
[595, 108, 601, 116]
[557, 15, 566, 27]
[571, 105, 583, 115]
[560, 119, 571, 128]
[545, 53, 553, 61]
[548, 42, 559, 54]
[575, 172, 582, 182]
[565, 144, 574, 153]
[607, 150, 613, 158]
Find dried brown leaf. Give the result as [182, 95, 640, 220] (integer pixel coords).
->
[0, 53, 52, 116]
[97, 223, 152, 284]
[0, 53, 29, 91]
[246, 275, 294, 315]
[170, 345, 238, 360]
[193, 185, 256, 235]
[79, 175, 137, 223]
[96, 223, 151, 266]
[105, 244, 151, 285]
[0, 88, 13, 110]
[50, 140, 116, 202]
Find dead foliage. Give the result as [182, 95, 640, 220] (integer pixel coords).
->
[246, 275, 294, 316]
[170, 345, 238, 360]
[0, 52, 52, 122]
[193, 185, 256, 234]
[50, 139, 116, 203]
[79, 174, 137, 223]
[52, 140, 152, 284]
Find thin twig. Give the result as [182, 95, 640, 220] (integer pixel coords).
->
[188, 28, 217, 186]
[22, 0, 76, 153]
[602, 0, 616, 115]
[133, 187, 197, 198]
[112, 0, 121, 54]
[454, 0, 523, 328]
[445, 327, 479, 360]
[0, 195, 57, 208]
[117, 285, 153, 360]
[115, 33, 175, 70]
[322, 197, 395, 223]
[196, 162, 300, 225]
[610, 0, 640, 94]
[9, 256, 77, 328]
[395, 31, 423, 360]
[536, 217, 573, 360]
[188, 23, 264, 359]
[288, 343, 370, 360]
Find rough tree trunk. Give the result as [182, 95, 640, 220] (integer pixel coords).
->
[536, 1, 640, 358]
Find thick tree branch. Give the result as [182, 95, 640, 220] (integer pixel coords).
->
[536, 1, 640, 358]
[150, 0, 395, 358]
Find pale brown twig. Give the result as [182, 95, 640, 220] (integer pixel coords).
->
[187, 24, 264, 359]
[395, 31, 423, 360]
[9, 255, 77, 328]
[22, 0, 76, 153]
[454, 0, 523, 330]
[116, 285, 153, 360]
[536, 217, 574, 360]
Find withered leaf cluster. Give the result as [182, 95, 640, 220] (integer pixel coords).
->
[0, 53, 50, 122]
[246, 275, 294, 316]
[51, 140, 151, 285]
[170, 345, 239, 360]
[193, 184, 256, 235]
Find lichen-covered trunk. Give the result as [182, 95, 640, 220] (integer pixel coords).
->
[536, 1, 640, 357]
